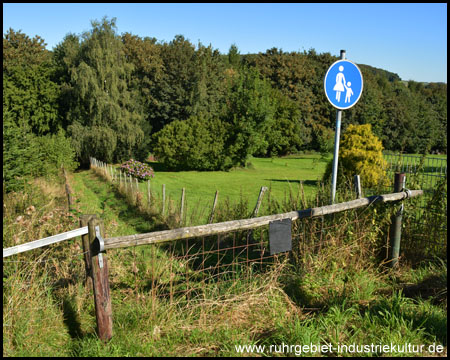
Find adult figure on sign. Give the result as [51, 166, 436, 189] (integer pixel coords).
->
[333, 65, 346, 102]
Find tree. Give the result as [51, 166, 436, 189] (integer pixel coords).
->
[64, 17, 145, 166]
[323, 124, 388, 189]
[3, 28, 60, 135]
[152, 115, 229, 171]
[147, 35, 197, 133]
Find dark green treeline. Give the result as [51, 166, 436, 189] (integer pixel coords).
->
[3, 17, 447, 191]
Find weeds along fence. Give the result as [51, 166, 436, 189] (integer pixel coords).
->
[3, 160, 424, 342]
[88, 157, 269, 226]
[382, 153, 447, 260]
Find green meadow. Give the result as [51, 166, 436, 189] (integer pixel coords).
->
[3, 154, 446, 357]
[133, 154, 331, 222]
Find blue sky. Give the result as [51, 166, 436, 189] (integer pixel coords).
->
[3, 3, 447, 83]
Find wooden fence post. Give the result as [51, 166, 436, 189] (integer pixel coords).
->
[247, 186, 268, 243]
[253, 186, 268, 217]
[180, 188, 185, 223]
[354, 175, 362, 199]
[88, 216, 113, 341]
[147, 180, 151, 207]
[80, 215, 95, 289]
[208, 190, 219, 224]
[388, 173, 406, 268]
[162, 184, 166, 215]
[63, 167, 73, 212]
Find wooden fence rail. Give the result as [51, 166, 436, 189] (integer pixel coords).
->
[103, 189, 423, 250]
[3, 165, 424, 344]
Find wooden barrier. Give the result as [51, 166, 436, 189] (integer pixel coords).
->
[103, 189, 423, 250]
[88, 216, 113, 342]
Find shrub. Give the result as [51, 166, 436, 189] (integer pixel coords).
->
[152, 115, 232, 171]
[3, 113, 78, 193]
[120, 159, 155, 181]
[323, 124, 389, 189]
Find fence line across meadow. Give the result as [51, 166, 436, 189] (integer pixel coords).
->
[4, 156, 427, 342]
[383, 153, 447, 189]
[2, 187, 423, 257]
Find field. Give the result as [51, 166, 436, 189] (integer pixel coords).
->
[3, 153, 447, 357]
[141, 154, 331, 221]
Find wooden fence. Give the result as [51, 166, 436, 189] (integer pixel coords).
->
[3, 172, 423, 341]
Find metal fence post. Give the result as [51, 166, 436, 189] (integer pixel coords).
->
[388, 173, 406, 268]
[88, 216, 113, 341]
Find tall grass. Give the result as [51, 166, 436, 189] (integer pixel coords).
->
[3, 166, 447, 356]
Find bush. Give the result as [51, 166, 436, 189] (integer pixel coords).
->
[120, 159, 155, 181]
[3, 113, 78, 193]
[323, 124, 389, 189]
[152, 115, 232, 171]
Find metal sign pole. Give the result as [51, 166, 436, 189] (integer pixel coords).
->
[330, 50, 346, 204]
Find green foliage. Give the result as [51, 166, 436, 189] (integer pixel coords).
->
[260, 88, 311, 157]
[3, 112, 78, 192]
[223, 65, 274, 161]
[3, 28, 60, 135]
[64, 17, 145, 166]
[152, 115, 230, 171]
[323, 124, 389, 189]
[3, 19, 447, 180]
[36, 130, 79, 176]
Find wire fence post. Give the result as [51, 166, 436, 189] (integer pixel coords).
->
[388, 172, 406, 268]
[88, 216, 113, 342]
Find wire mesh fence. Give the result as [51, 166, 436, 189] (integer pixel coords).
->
[109, 201, 389, 304]
[382, 153, 447, 260]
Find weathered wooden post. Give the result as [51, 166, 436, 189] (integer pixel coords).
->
[247, 186, 268, 243]
[88, 216, 113, 341]
[162, 184, 166, 215]
[63, 167, 73, 212]
[80, 215, 95, 289]
[388, 173, 406, 268]
[147, 180, 151, 207]
[253, 186, 268, 217]
[180, 188, 185, 223]
[354, 175, 362, 199]
[208, 190, 219, 224]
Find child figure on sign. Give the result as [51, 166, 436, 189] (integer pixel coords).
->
[344, 81, 353, 103]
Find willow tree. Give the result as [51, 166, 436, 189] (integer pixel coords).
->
[66, 17, 145, 166]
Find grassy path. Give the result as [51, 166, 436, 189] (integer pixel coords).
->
[69, 169, 157, 239]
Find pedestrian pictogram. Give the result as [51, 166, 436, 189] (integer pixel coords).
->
[324, 59, 363, 110]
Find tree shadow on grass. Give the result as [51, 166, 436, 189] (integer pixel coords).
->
[265, 179, 319, 186]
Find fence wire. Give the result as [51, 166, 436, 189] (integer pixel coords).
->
[111, 203, 386, 304]
[381, 154, 447, 260]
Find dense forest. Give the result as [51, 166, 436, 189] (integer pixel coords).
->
[3, 17, 447, 192]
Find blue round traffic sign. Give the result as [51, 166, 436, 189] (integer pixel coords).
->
[324, 59, 363, 110]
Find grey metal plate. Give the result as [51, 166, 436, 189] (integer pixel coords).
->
[269, 218, 292, 255]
